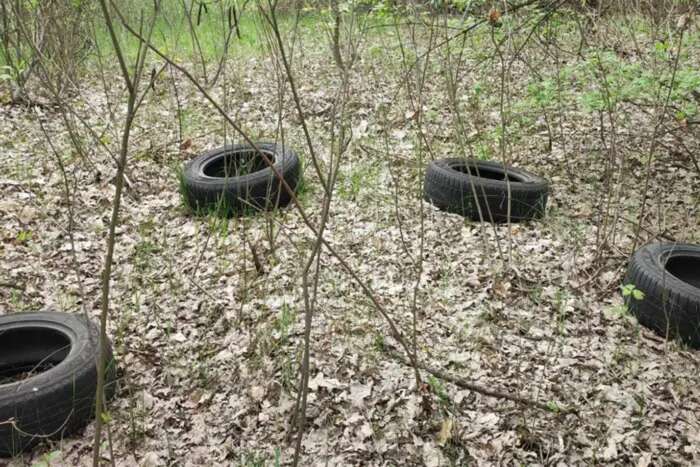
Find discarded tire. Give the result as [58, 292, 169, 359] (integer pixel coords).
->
[623, 243, 700, 348]
[0, 312, 116, 456]
[182, 143, 300, 216]
[423, 158, 548, 222]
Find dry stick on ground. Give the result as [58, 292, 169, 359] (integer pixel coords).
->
[169, 64, 185, 146]
[114, 2, 422, 386]
[386, 347, 578, 415]
[243, 231, 265, 276]
[92, 2, 159, 465]
[185, 221, 221, 300]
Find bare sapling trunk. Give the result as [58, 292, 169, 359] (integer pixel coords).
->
[92, 1, 159, 465]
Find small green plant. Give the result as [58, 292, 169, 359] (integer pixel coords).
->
[554, 289, 569, 335]
[575, 47, 700, 120]
[606, 303, 630, 318]
[9, 289, 24, 310]
[337, 161, 379, 201]
[134, 240, 159, 272]
[16, 230, 32, 244]
[100, 411, 112, 424]
[373, 333, 385, 352]
[474, 141, 494, 160]
[174, 164, 189, 210]
[239, 449, 278, 467]
[632, 392, 646, 417]
[274, 304, 296, 345]
[427, 375, 450, 408]
[527, 79, 557, 109]
[621, 284, 645, 301]
[194, 359, 215, 389]
[292, 162, 310, 205]
[546, 401, 560, 413]
[368, 0, 397, 19]
[0, 65, 14, 82]
[31, 450, 62, 467]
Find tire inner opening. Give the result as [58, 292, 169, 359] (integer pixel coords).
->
[665, 256, 700, 289]
[204, 150, 273, 177]
[0, 327, 71, 384]
[454, 164, 518, 181]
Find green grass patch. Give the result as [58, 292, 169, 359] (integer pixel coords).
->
[92, 4, 327, 64]
[336, 160, 381, 201]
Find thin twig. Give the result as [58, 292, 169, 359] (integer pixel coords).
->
[386, 348, 577, 415]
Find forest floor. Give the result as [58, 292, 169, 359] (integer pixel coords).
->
[1, 8, 699, 467]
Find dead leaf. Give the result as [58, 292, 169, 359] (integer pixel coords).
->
[349, 382, 373, 407]
[180, 138, 193, 151]
[437, 418, 453, 447]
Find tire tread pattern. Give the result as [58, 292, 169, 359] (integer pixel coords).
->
[182, 143, 300, 216]
[0, 312, 115, 457]
[423, 158, 549, 222]
[623, 243, 700, 348]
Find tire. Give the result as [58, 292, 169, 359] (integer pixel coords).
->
[182, 143, 301, 216]
[0, 312, 116, 457]
[423, 158, 549, 222]
[623, 243, 700, 348]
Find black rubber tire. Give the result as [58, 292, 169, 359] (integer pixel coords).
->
[182, 142, 300, 216]
[623, 243, 700, 348]
[0, 312, 116, 457]
[423, 158, 549, 222]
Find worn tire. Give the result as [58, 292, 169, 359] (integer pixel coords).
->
[182, 143, 300, 216]
[423, 158, 549, 222]
[623, 243, 700, 348]
[0, 312, 116, 457]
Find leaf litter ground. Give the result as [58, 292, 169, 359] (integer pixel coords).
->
[0, 16, 699, 467]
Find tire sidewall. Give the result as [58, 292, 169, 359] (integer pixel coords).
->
[631, 243, 700, 301]
[424, 158, 549, 221]
[184, 142, 296, 192]
[182, 142, 300, 214]
[0, 312, 112, 456]
[625, 243, 700, 348]
[430, 158, 548, 189]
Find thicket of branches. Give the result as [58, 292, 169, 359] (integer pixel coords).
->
[1, 0, 698, 465]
